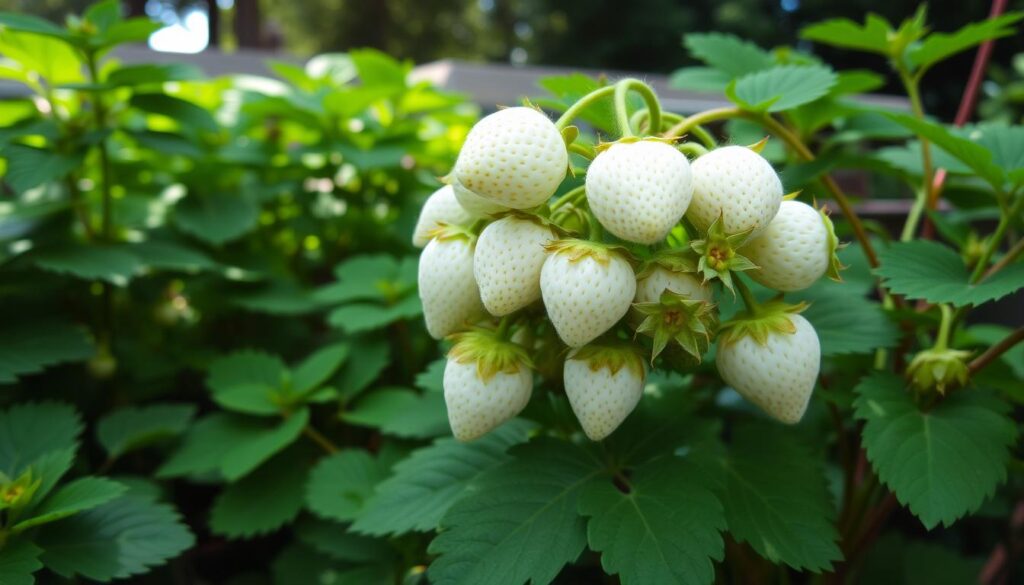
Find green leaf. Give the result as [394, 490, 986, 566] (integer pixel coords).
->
[829, 70, 885, 95]
[1, 145, 82, 193]
[306, 52, 357, 85]
[415, 359, 446, 394]
[0, 539, 42, 585]
[31, 245, 141, 286]
[885, 114, 1005, 189]
[342, 388, 448, 439]
[96, 404, 197, 459]
[221, 409, 309, 481]
[0, 319, 93, 383]
[319, 254, 410, 304]
[336, 337, 390, 399]
[579, 457, 725, 585]
[13, 477, 126, 532]
[292, 343, 349, 394]
[272, 543, 392, 585]
[800, 15, 893, 55]
[667, 67, 732, 92]
[427, 438, 604, 585]
[965, 122, 1024, 180]
[0, 402, 82, 476]
[350, 49, 409, 87]
[536, 74, 616, 135]
[790, 283, 899, 356]
[208, 350, 287, 395]
[232, 281, 325, 316]
[726, 65, 837, 112]
[0, 12, 71, 40]
[874, 240, 1024, 307]
[130, 93, 219, 134]
[173, 192, 260, 245]
[719, 423, 842, 572]
[327, 297, 421, 333]
[210, 452, 307, 538]
[36, 495, 194, 581]
[353, 419, 533, 536]
[684, 32, 774, 77]
[27, 448, 76, 505]
[0, 30, 83, 86]
[854, 371, 1018, 529]
[294, 517, 394, 564]
[94, 18, 161, 49]
[909, 13, 1024, 71]
[106, 63, 203, 87]
[129, 240, 218, 273]
[307, 450, 388, 522]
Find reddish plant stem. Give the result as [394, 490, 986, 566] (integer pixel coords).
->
[969, 326, 1024, 376]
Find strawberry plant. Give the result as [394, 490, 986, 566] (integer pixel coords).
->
[0, 1, 1022, 584]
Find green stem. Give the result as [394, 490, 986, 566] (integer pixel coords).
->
[550, 185, 586, 211]
[567, 142, 596, 160]
[896, 67, 936, 241]
[85, 51, 113, 242]
[662, 106, 741, 140]
[495, 314, 513, 340]
[934, 304, 953, 351]
[555, 85, 616, 130]
[970, 192, 1023, 282]
[900, 186, 928, 242]
[676, 142, 708, 158]
[587, 211, 604, 241]
[613, 78, 661, 138]
[733, 276, 761, 316]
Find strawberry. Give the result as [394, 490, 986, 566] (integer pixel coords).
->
[540, 240, 636, 348]
[742, 200, 842, 292]
[715, 303, 820, 424]
[418, 227, 484, 339]
[444, 329, 533, 441]
[451, 176, 508, 218]
[563, 344, 646, 440]
[474, 215, 556, 316]
[412, 185, 473, 248]
[452, 106, 568, 210]
[635, 265, 711, 305]
[687, 145, 783, 238]
[585, 139, 693, 244]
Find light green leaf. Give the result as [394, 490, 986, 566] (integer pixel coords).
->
[342, 388, 448, 439]
[854, 371, 1017, 529]
[684, 32, 774, 77]
[0, 539, 42, 585]
[727, 65, 837, 112]
[306, 52, 357, 85]
[1, 145, 82, 194]
[874, 240, 1024, 307]
[427, 438, 605, 585]
[580, 457, 725, 585]
[173, 192, 260, 245]
[0, 320, 93, 383]
[353, 419, 533, 536]
[0, 29, 82, 86]
[910, 13, 1024, 71]
[307, 450, 388, 522]
[210, 452, 307, 538]
[36, 495, 194, 581]
[96, 404, 197, 459]
[0, 12, 71, 40]
[292, 343, 349, 394]
[536, 73, 617, 135]
[350, 48, 409, 87]
[720, 423, 842, 572]
[885, 113, 1005, 189]
[964, 122, 1024, 180]
[667, 67, 732, 92]
[800, 15, 893, 55]
[0, 402, 82, 476]
[32, 245, 141, 285]
[414, 359, 446, 394]
[106, 63, 203, 87]
[829, 70, 885, 95]
[294, 517, 394, 564]
[791, 282, 899, 356]
[13, 477, 126, 532]
[94, 18, 162, 49]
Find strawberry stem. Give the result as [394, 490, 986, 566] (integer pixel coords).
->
[554, 85, 616, 130]
[613, 79, 661, 139]
[495, 315, 514, 340]
[933, 303, 953, 352]
[733, 275, 761, 317]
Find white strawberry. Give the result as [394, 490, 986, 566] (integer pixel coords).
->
[452, 106, 568, 210]
[585, 139, 693, 244]
[687, 145, 783, 238]
[444, 329, 533, 441]
[418, 228, 484, 339]
[540, 240, 636, 348]
[412, 185, 473, 248]
[474, 215, 555, 316]
[742, 200, 842, 292]
[716, 308, 820, 424]
[451, 175, 508, 217]
[635, 265, 711, 304]
[563, 344, 646, 441]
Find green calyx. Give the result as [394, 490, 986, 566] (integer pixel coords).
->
[718, 299, 808, 347]
[0, 468, 41, 515]
[570, 342, 646, 378]
[818, 203, 846, 282]
[690, 215, 757, 293]
[594, 135, 676, 153]
[448, 328, 533, 383]
[637, 248, 700, 280]
[544, 238, 632, 267]
[427, 221, 479, 244]
[906, 347, 972, 396]
[634, 291, 718, 363]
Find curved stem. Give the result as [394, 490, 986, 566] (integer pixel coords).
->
[897, 67, 936, 241]
[550, 184, 586, 211]
[934, 304, 953, 351]
[567, 142, 596, 160]
[303, 425, 339, 454]
[969, 326, 1024, 376]
[554, 85, 615, 130]
[613, 78, 661, 138]
[981, 236, 1024, 282]
[662, 106, 741, 140]
[495, 314, 514, 339]
[970, 192, 1023, 282]
[676, 142, 708, 158]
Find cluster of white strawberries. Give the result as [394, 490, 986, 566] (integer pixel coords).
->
[414, 104, 841, 442]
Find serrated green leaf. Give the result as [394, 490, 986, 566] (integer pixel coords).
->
[727, 65, 837, 113]
[1, 145, 82, 194]
[27, 448, 76, 505]
[885, 113, 1005, 189]
[96, 404, 196, 459]
[719, 423, 842, 572]
[909, 13, 1024, 72]
[791, 282, 899, 356]
[307, 450, 388, 522]
[0, 402, 82, 476]
[173, 192, 260, 245]
[36, 495, 194, 581]
[31, 245, 141, 285]
[292, 343, 349, 394]
[13, 477, 126, 532]
[353, 419, 533, 536]
[684, 32, 774, 77]
[427, 438, 605, 585]
[875, 240, 1024, 307]
[221, 409, 309, 481]
[964, 122, 1024, 180]
[342, 388, 448, 439]
[210, 452, 307, 538]
[0, 320, 93, 383]
[336, 337, 390, 399]
[854, 371, 1017, 529]
[0, 539, 42, 585]
[800, 15, 893, 55]
[206, 350, 286, 415]
[294, 517, 394, 564]
[579, 456, 725, 585]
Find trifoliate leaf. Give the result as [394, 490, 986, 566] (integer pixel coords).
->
[579, 457, 725, 585]
[352, 419, 533, 536]
[854, 371, 1018, 529]
[96, 403, 196, 459]
[31, 245, 141, 286]
[684, 32, 775, 77]
[294, 517, 394, 564]
[291, 343, 349, 394]
[428, 438, 605, 585]
[0, 539, 42, 585]
[210, 452, 307, 538]
[36, 495, 194, 581]
[719, 423, 842, 572]
[306, 450, 389, 522]
[0, 319, 92, 383]
[342, 388, 449, 439]
[791, 282, 899, 356]
[875, 240, 1024, 307]
[726, 65, 837, 113]
[0, 402, 82, 476]
[13, 477, 126, 532]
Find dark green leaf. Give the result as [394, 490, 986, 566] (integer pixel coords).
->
[32, 245, 141, 285]
[13, 477, 126, 532]
[96, 404, 197, 459]
[910, 13, 1024, 71]
[342, 388, 448, 439]
[307, 450, 388, 522]
[106, 63, 203, 87]
[294, 517, 394, 564]
[1, 145, 82, 193]
[336, 338, 390, 399]
[130, 93, 219, 134]
[885, 114, 1004, 189]
[791, 282, 900, 356]
[0, 12, 71, 40]
[210, 452, 307, 538]
[800, 15, 893, 55]
[684, 32, 774, 77]
[0, 539, 42, 585]
[292, 343, 349, 394]
[0, 402, 82, 476]
[0, 320, 93, 383]
[173, 192, 260, 245]
[415, 359, 446, 393]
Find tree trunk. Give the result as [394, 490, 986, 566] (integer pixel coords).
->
[234, 0, 262, 48]
[206, 0, 220, 47]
